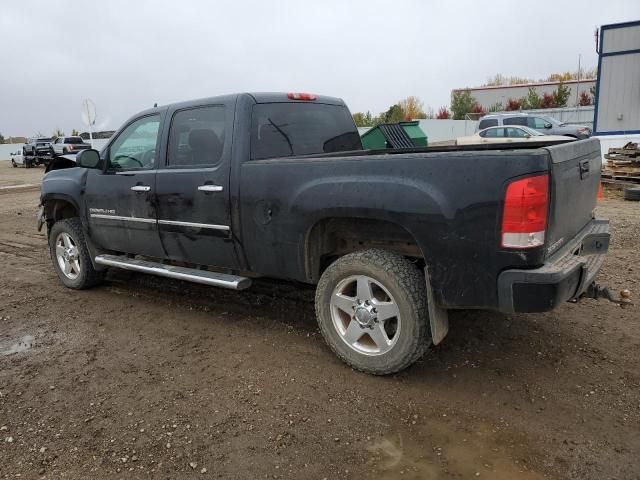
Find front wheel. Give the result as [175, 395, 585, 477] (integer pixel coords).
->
[315, 249, 431, 375]
[11, 160, 17, 168]
[48, 218, 104, 289]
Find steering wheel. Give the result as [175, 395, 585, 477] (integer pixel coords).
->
[114, 155, 143, 168]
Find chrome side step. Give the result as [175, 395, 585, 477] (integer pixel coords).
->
[94, 254, 251, 290]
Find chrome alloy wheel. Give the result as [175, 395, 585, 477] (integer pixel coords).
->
[330, 275, 401, 355]
[55, 232, 81, 280]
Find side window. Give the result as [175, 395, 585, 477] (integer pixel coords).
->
[167, 106, 226, 167]
[108, 115, 161, 171]
[506, 127, 527, 137]
[503, 117, 527, 126]
[529, 117, 549, 129]
[478, 119, 498, 130]
[483, 128, 501, 138]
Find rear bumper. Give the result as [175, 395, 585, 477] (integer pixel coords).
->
[497, 219, 609, 313]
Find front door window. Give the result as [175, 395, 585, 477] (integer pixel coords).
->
[108, 115, 161, 171]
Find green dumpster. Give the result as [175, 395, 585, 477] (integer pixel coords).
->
[360, 121, 427, 150]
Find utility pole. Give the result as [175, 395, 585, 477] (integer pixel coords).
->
[575, 54, 582, 107]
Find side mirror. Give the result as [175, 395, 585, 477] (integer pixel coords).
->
[524, 134, 531, 138]
[76, 149, 101, 169]
[544, 123, 552, 129]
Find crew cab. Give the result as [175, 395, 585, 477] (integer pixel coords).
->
[38, 92, 612, 375]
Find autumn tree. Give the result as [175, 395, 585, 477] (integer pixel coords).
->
[436, 107, 450, 119]
[505, 98, 523, 111]
[578, 91, 592, 106]
[540, 93, 556, 109]
[398, 96, 427, 120]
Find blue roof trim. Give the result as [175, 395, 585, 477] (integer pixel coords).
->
[594, 21, 640, 134]
[594, 130, 640, 136]
[593, 26, 604, 134]
[601, 48, 640, 57]
[600, 20, 640, 31]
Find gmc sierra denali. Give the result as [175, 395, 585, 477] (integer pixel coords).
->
[38, 92, 613, 375]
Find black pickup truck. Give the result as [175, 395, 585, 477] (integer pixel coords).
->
[38, 92, 612, 375]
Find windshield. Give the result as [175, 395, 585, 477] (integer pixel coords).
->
[543, 116, 564, 126]
[521, 126, 544, 136]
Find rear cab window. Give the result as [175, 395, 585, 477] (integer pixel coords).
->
[250, 103, 361, 160]
[66, 137, 84, 144]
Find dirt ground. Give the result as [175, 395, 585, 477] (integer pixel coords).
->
[1, 162, 639, 480]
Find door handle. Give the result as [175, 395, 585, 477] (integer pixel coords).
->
[197, 185, 223, 192]
[130, 185, 151, 192]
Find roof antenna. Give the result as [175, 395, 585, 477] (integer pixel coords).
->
[153, 102, 158, 108]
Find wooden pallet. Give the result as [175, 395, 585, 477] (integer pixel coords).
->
[604, 165, 640, 174]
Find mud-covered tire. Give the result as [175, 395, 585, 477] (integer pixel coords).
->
[48, 218, 104, 289]
[315, 249, 431, 375]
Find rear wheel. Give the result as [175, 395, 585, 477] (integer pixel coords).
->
[48, 218, 104, 289]
[624, 186, 640, 201]
[315, 249, 431, 375]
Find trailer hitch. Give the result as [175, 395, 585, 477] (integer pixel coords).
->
[579, 282, 632, 307]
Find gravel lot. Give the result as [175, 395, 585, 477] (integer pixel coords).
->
[1, 162, 639, 479]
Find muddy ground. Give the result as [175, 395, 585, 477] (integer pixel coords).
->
[0, 162, 638, 479]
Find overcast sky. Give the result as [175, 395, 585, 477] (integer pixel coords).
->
[0, 0, 636, 137]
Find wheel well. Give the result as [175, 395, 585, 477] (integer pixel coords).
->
[305, 218, 423, 282]
[44, 199, 78, 226]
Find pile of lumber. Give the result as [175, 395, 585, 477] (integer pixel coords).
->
[602, 142, 640, 181]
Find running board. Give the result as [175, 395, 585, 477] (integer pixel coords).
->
[94, 254, 251, 290]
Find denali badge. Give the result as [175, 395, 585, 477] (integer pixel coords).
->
[90, 208, 116, 215]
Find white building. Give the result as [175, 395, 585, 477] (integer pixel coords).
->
[452, 79, 596, 110]
[593, 20, 640, 154]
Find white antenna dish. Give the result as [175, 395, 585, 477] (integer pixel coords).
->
[81, 99, 97, 148]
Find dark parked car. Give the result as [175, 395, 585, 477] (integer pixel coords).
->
[38, 92, 612, 375]
[24, 137, 52, 156]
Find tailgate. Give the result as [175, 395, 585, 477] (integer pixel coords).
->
[544, 138, 601, 258]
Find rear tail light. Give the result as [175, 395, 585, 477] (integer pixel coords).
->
[287, 92, 317, 101]
[501, 174, 549, 249]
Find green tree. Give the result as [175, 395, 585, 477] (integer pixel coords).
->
[522, 87, 541, 110]
[0, 132, 5, 144]
[52, 128, 65, 138]
[552, 82, 571, 107]
[589, 85, 596, 103]
[450, 90, 477, 120]
[352, 112, 369, 127]
[488, 102, 503, 113]
[383, 104, 405, 123]
[71, 128, 80, 136]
